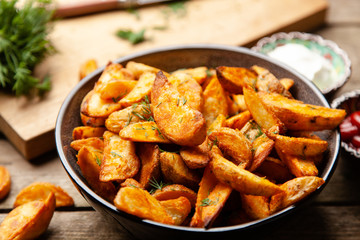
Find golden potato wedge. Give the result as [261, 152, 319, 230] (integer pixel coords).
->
[256, 157, 293, 183]
[180, 138, 210, 169]
[97, 79, 137, 100]
[119, 72, 156, 107]
[72, 126, 106, 140]
[270, 176, 325, 212]
[241, 194, 270, 220]
[77, 146, 117, 202]
[152, 184, 197, 208]
[209, 152, 283, 197]
[227, 94, 247, 116]
[208, 127, 252, 168]
[279, 78, 295, 90]
[0, 166, 11, 200]
[260, 92, 346, 131]
[81, 90, 122, 118]
[251, 65, 292, 98]
[243, 86, 285, 136]
[206, 114, 226, 135]
[114, 186, 174, 224]
[249, 133, 274, 172]
[274, 134, 328, 157]
[119, 121, 171, 144]
[80, 112, 106, 127]
[172, 66, 208, 85]
[100, 131, 140, 182]
[224, 110, 252, 130]
[0, 192, 55, 240]
[137, 143, 161, 189]
[125, 61, 165, 79]
[70, 137, 104, 151]
[202, 74, 228, 128]
[93, 62, 125, 89]
[79, 59, 98, 80]
[216, 66, 257, 94]
[159, 152, 201, 190]
[151, 71, 206, 146]
[120, 178, 143, 189]
[160, 196, 192, 225]
[14, 182, 74, 208]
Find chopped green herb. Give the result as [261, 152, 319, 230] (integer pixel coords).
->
[149, 177, 168, 193]
[156, 102, 162, 108]
[177, 97, 180, 106]
[111, 151, 122, 158]
[200, 198, 216, 207]
[95, 154, 101, 166]
[116, 29, 146, 45]
[182, 98, 187, 105]
[127, 8, 140, 20]
[125, 113, 133, 127]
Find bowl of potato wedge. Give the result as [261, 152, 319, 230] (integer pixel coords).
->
[55, 44, 345, 240]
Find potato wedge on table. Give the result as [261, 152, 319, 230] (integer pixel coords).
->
[72, 126, 106, 140]
[70, 137, 104, 151]
[100, 131, 140, 182]
[180, 138, 210, 169]
[152, 184, 197, 207]
[0, 166, 11, 200]
[160, 196, 192, 225]
[216, 66, 257, 94]
[137, 143, 161, 189]
[114, 186, 174, 224]
[14, 182, 74, 208]
[0, 192, 55, 240]
[151, 71, 206, 146]
[79, 59, 98, 80]
[260, 92, 346, 131]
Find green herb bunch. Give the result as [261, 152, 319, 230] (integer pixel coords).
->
[0, 0, 54, 96]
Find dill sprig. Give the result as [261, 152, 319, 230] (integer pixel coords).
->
[149, 178, 168, 194]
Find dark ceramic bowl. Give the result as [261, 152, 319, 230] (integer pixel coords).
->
[55, 44, 340, 240]
[331, 90, 360, 158]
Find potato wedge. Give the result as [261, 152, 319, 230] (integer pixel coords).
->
[180, 138, 210, 169]
[77, 146, 117, 202]
[120, 178, 143, 189]
[80, 112, 106, 127]
[125, 61, 165, 79]
[270, 176, 325, 212]
[79, 59, 98, 80]
[119, 121, 171, 144]
[137, 143, 161, 189]
[279, 78, 294, 90]
[241, 194, 270, 220]
[172, 66, 208, 85]
[14, 182, 74, 208]
[260, 92, 346, 131]
[202, 74, 228, 128]
[119, 72, 156, 107]
[209, 152, 283, 197]
[160, 197, 192, 225]
[206, 114, 226, 135]
[97, 79, 137, 100]
[249, 133, 274, 172]
[100, 131, 140, 182]
[216, 66, 257, 94]
[151, 71, 206, 146]
[81, 90, 122, 118]
[0, 166, 11, 200]
[94, 62, 125, 91]
[0, 192, 55, 240]
[114, 186, 174, 224]
[152, 184, 197, 208]
[159, 152, 200, 190]
[227, 94, 247, 116]
[70, 137, 104, 151]
[208, 127, 252, 168]
[72, 126, 106, 140]
[243, 86, 285, 136]
[256, 157, 293, 183]
[224, 110, 252, 130]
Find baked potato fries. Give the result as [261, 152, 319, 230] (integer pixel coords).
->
[70, 61, 345, 228]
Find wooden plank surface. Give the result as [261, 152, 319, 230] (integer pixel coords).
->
[0, 0, 328, 160]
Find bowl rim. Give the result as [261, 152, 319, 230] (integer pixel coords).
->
[55, 43, 340, 233]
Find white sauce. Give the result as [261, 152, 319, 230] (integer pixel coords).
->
[267, 43, 337, 91]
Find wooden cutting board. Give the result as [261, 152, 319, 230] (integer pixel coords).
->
[0, 0, 328, 160]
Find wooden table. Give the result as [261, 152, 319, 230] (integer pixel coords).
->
[1, 0, 360, 239]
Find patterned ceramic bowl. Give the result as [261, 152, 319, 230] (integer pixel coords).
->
[252, 32, 351, 94]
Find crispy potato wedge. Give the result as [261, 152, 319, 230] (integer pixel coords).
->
[260, 92, 346, 131]
[208, 127, 252, 168]
[172, 66, 208, 85]
[159, 152, 201, 190]
[80, 112, 106, 127]
[119, 121, 171, 144]
[114, 186, 174, 224]
[100, 131, 140, 182]
[0, 192, 55, 240]
[14, 182, 74, 208]
[209, 152, 283, 197]
[274, 134, 328, 157]
[224, 110, 252, 130]
[160, 196, 192, 226]
[270, 176, 325, 212]
[79, 59, 98, 80]
[70, 137, 104, 151]
[152, 184, 197, 207]
[120, 178, 143, 189]
[180, 138, 210, 169]
[251, 65, 292, 98]
[137, 143, 161, 189]
[97, 79, 137, 100]
[202, 74, 228, 128]
[77, 146, 117, 202]
[216, 66, 257, 94]
[249, 133, 274, 172]
[0, 166, 11, 200]
[243, 86, 285, 136]
[151, 71, 206, 146]
[279, 78, 295, 90]
[72, 126, 106, 140]
[241, 194, 270, 220]
[227, 94, 247, 116]
[125, 61, 166, 79]
[206, 114, 226, 135]
[256, 157, 293, 183]
[119, 72, 156, 107]
[81, 90, 122, 118]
